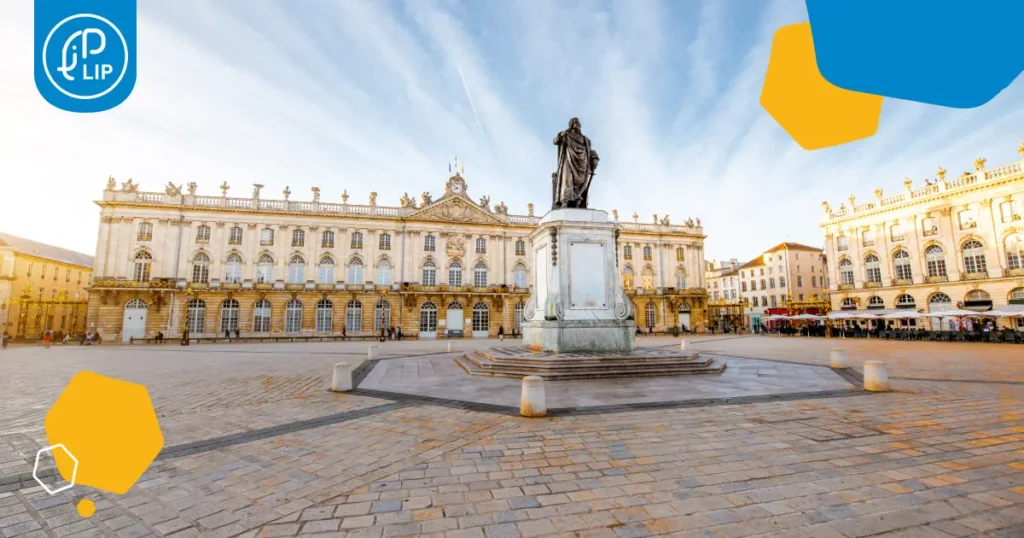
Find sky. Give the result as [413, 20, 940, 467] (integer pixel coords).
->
[1, 0, 1022, 264]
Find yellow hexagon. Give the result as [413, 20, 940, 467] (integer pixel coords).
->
[44, 371, 164, 495]
[760, 22, 884, 150]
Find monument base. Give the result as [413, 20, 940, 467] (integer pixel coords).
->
[522, 319, 636, 354]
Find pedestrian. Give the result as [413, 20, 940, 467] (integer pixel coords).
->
[62, 333, 71, 344]
[396, 326, 402, 341]
[181, 328, 190, 346]
[225, 328, 231, 341]
[498, 325, 504, 341]
[234, 328, 240, 339]
[2, 332, 8, 350]
[43, 330, 53, 349]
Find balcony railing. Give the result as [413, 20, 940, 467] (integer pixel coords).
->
[837, 283, 854, 291]
[925, 275, 948, 284]
[890, 278, 913, 286]
[961, 271, 988, 281]
[863, 281, 881, 288]
[1006, 268, 1024, 277]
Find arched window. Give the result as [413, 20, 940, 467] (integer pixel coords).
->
[925, 245, 947, 278]
[187, 299, 206, 334]
[424, 235, 436, 252]
[513, 263, 528, 289]
[676, 247, 685, 261]
[961, 240, 987, 274]
[1009, 287, 1024, 303]
[892, 250, 912, 281]
[316, 299, 333, 333]
[675, 267, 687, 289]
[645, 303, 656, 328]
[291, 229, 305, 247]
[475, 238, 486, 254]
[515, 239, 526, 256]
[346, 300, 363, 332]
[838, 259, 854, 285]
[623, 266, 634, 289]
[420, 302, 438, 332]
[472, 302, 489, 332]
[347, 257, 364, 285]
[321, 230, 335, 248]
[137, 222, 153, 241]
[643, 246, 652, 260]
[376, 259, 393, 285]
[864, 254, 881, 283]
[449, 261, 463, 287]
[285, 299, 303, 333]
[125, 298, 147, 310]
[867, 296, 884, 308]
[422, 259, 437, 286]
[623, 245, 632, 260]
[374, 299, 391, 332]
[225, 253, 243, 283]
[1005, 234, 1024, 270]
[514, 302, 525, 332]
[966, 289, 990, 302]
[229, 226, 243, 245]
[379, 233, 391, 250]
[317, 256, 335, 284]
[252, 299, 271, 333]
[895, 294, 916, 308]
[133, 251, 152, 282]
[288, 254, 306, 284]
[928, 293, 952, 310]
[220, 299, 239, 333]
[841, 297, 856, 310]
[641, 266, 655, 290]
[350, 231, 363, 249]
[195, 225, 211, 243]
[473, 262, 488, 287]
[191, 252, 210, 284]
[256, 253, 274, 283]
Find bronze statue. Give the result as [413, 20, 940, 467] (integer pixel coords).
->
[552, 117, 599, 209]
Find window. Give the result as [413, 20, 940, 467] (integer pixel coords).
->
[376, 259, 393, 285]
[40, 264, 47, 280]
[752, 297, 759, 307]
[420, 302, 438, 332]
[837, 236, 849, 251]
[321, 230, 334, 248]
[958, 210, 977, 230]
[868, 296, 884, 309]
[316, 300, 333, 333]
[925, 245, 946, 278]
[132, 251, 152, 282]
[513, 263, 528, 289]
[623, 245, 632, 260]
[475, 237, 486, 254]
[741, 281, 748, 292]
[287, 255, 306, 284]
[760, 278, 767, 289]
[229, 226, 243, 245]
[514, 302, 525, 332]
[961, 240, 986, 274]
[346, 300, 363, 332]
[65, 268, 70, 282]
[623, 267, 634, 289]
[137, 222, 153, 241]
[966, 289, 990, 302]
[769, 278, 776, 289]
[779, 276, 786, 287]
[317, 256, 335, 284]
[922, 217, 938, 236]
[186, 299, 206, 334]
[645, 303, 656, 328]
[196, 225, 211, 243]
[841, 298, 856, 310]
[291, 229, 305, 247]
[861, 229, 874, 247]
[256, 253, 274, 283]
[928, 293, 952, 309]
[895, 294, 916, 308]
[350, 232, 363, 249]
[374, 299, 391, 332]
[424, 235, 436, 252]
[515, 240, 526, 256]
[1006, 234, 1024, 270]
[797, 275, 803, 287]
[1010, 288, 1024, 303]
[839, 259, 854, 285]
[890, 224, 905, 242]
[347, 258, 364, 285]
[473, 262, 488, 287]
[643, 246, 652, 261]
[811, 275, 817, 288]
[676, 247, 684, 261]
[864, 254, 881, 283]
[285, 300, 303, 333]
[220, 299, 239, 333]
[252, 300, 271, 333]
[892, 250, 912, 281]
[219, 253, 241, 283]
[449, 261, 463, 286]
[641, 267, 654, 290]
[260, 228, 274, 246]
[191, 252, 210, 283]
[25, 262, 32, 277]
[472, 302, 489, 332]
[770, 296, 777, 308]
[379, 233, 391, 251]
[77, 271, 82, 284]
[675, 267, 686, 289]
[798, 294, 804, 301]
[1001, 201, 1021, 223]
[422, 259, 437, 286]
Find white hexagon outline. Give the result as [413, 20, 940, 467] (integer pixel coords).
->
[33, 444, 78, 495]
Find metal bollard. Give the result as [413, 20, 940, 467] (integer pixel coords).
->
[520, 376, 547, 417]
[863, 360, 891, 392]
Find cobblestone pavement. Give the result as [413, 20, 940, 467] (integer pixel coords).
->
[0, 338, 1022, 537]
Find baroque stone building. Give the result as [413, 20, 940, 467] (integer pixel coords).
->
[736, 242, 827, 331]
[88, 173, 707, 342]
[821, 145, 1024, 326]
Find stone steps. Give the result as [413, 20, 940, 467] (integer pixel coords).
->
[470, 349, 706, 367]
[455, 349, 727, 380]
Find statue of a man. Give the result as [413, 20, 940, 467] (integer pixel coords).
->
[552, 117, 599, 209]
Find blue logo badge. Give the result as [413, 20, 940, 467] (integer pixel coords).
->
[34, 0, 137, 113]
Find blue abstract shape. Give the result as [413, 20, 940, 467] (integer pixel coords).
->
[805, 0, 1024, 108]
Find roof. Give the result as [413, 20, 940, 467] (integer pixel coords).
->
[738, 257, 764, 270]
[0, 233, 94, 268]
[765, 242, 823, 253]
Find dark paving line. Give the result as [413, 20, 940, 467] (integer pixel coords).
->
[833, 367, 864, 386]
[651, 335, 755, 349]
[893, 376, 1024, 386]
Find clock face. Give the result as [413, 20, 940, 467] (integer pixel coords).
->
[452, 183, 462, 192]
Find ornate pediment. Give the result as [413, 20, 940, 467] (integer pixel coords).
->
[407, 196, 505, 225]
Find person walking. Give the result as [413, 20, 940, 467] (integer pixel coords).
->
[2, 332, 8, 350]
[43, 330, 53, 349]
[498, 325, 505, 341]
[396, 326, 402, 341]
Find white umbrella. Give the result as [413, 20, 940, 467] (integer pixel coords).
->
[827, 312, 855, 320]
[882, 311, 925, 319]
[791, 313, 823, 320]
[924, 309, 980, 318]
[986, 309, 1024, 318]
[763, 315, 789, 321]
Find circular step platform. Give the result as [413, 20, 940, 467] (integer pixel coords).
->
[455, 347, 726, 380]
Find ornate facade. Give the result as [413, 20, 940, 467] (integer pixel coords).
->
[821, 145, 1024, 323]
[88, 173, 707, 342]
[736, 242, 827, 330]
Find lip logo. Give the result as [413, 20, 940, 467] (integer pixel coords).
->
[34, 0, 136, 113]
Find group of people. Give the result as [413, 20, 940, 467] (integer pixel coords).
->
[379, 325, 404, 342]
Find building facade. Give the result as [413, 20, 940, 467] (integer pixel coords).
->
[737, 242, 827, 330]
[0, 233, 94, 340]
[821, 146, 1024, 325]
[705, 259, 740, 303]
[88, 173, 708, 342]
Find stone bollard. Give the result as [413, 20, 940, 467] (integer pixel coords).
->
[368, 345, 379, 360]
[680, 340, 688, 351]
[447, 341, 453, 352]
[520, 376, 546, 417]
[829, 348, 848, 369]
[863, 360, 891, 392]
[331, 360, 361, 392]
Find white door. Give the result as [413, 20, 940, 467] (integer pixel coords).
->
[446, 307, 464, 337]
[122, 300, 148, 342]
[678, 311, 691, 333]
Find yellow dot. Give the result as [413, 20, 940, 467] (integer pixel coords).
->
[76, 499, 95, 518]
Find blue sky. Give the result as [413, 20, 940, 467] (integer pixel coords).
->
[1, 0, 1022, 262]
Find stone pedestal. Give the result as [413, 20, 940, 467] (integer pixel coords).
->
[521, 209, 636, 353]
